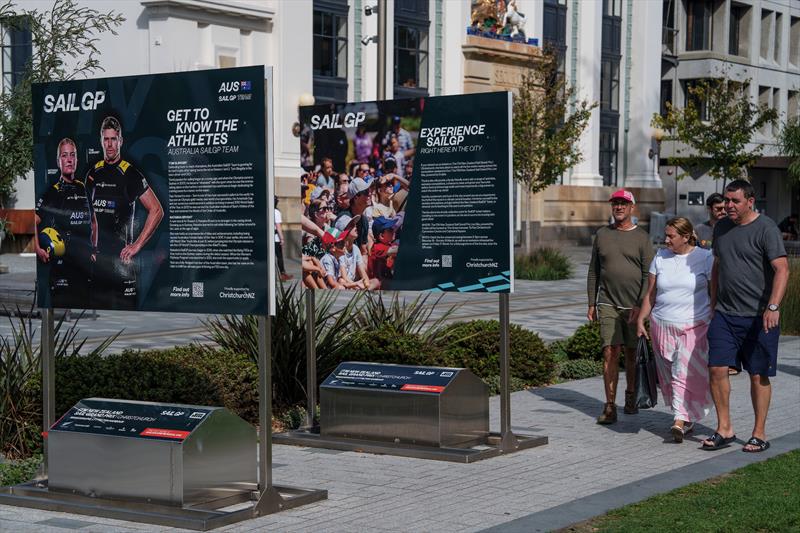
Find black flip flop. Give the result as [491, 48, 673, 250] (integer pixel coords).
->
[701, 432, 736, 450]
[743, 437, 770, 453]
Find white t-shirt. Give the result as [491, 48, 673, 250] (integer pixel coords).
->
[274, 208, 282, 243]
[321, 253, 339, 280]
[338, 245, 363, 281]
[649, 247, 714, 323]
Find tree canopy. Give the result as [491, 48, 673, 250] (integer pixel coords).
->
[0, 0, 123, 205]
[779, 116, 800, 184]
[512, 47, 596, 194]
[652, 77, 778, 182]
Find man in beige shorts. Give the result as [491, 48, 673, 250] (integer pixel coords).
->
[587, 189, 654, 424]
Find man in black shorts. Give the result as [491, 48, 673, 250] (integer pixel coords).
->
[703, 180, 789, 453]
[35, 138, 96, 309]
[87, 116, 163, 310]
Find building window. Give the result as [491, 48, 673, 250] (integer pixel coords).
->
[760, 9, 772, 60]
[599, 131, 618, 187]
[543, 0, 567, 74]
[394, 0, 429, 98]
[600, 59, 620, 111]
[789, 90, 798, 118]
[729, 4, 747, 56]
[1, 17, 31, 92]
[686, 0, 713, 51]
[774, 13, 782, 64]
[791, 17, 800, 67]
[684, 80, 712, 122]
[660, 80, 673, 117]
[603, 0, 621, 17]
[758, 85, 770, 135]
[663, 0, 677, 55]
[313, 0, 348, 104]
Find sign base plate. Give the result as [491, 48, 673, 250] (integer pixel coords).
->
[274, 427, 547, 463]
[0, 480, 326, 531]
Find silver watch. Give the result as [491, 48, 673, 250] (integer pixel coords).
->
[767, 303, 779, 312]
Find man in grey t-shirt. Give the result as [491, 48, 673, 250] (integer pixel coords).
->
[702, 180, 789, 453]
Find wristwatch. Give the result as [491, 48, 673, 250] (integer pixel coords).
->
[767, 303, 779, 312]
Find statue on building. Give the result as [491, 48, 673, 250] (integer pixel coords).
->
[470, 0, 500, 31]
[501, 0, 527, 40]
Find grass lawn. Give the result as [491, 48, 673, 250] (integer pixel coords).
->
[563, 449, 800, 532]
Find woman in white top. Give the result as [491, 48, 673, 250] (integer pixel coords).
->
[637, 217, 714, 443]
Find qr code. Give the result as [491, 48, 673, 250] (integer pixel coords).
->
[442, 255, 452, 267]
[192, 282, 204, 298]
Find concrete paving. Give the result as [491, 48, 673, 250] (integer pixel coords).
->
[1, 249, 798, 532]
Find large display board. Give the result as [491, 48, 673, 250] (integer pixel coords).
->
[32, 66, 271, 314]
[299, 92, 513, 293]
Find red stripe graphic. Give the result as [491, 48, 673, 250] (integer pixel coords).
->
[401, 384, 444, 393]
[140, 428, 190, 440]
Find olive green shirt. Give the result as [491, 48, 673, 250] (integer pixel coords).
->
[587, 225, 654, 309]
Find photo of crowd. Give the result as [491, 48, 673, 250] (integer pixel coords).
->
[299, 103, 421, 290]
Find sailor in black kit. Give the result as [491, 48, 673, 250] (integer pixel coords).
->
[35, 138, 96, 309]
[87, 116, 163, 310]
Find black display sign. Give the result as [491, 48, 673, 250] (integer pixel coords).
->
[32, 66, 271, 315]
[50, 398, 211, 441]
[299, 92, 513, 293]
[322, 362, 460, 393]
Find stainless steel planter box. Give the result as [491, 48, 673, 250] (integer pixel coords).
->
[48, 398, 256, 506]
[320, 362, 489, 448]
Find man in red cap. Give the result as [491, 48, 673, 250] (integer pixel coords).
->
[588, 189, 654, 424]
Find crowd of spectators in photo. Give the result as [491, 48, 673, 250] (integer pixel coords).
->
[300, 116, 416, 290]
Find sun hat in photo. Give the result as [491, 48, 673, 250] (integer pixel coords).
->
[348, 177, 370, 199]
[372, 216, 398, 238]
[334, 214, 361, 233]
[321, 226, 349, 246]
[609, 189, 635, 204]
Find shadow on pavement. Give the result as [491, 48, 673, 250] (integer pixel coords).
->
[526, 384, 718, 441]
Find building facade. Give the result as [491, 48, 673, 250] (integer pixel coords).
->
[659, 0, 800, 226]
[3, 0, 669, 250]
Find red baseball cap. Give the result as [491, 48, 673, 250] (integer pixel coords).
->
[609, 189, 635, 204]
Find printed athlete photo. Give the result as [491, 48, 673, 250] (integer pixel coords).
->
[87, 115, 163, 310]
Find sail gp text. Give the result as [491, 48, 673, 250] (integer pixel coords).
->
[219, 94, 252, 102]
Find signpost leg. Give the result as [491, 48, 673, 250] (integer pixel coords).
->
[41, 308, 55, 479]
[499, 293, 518, 451]
[254, 315, 283, 515]
[305, 290, 317, 428]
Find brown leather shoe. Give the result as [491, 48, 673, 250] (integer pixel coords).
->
[624, 391, 639, 414]
[597, 403, 617, 424]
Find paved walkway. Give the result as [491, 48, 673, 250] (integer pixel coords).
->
[1, 337, 798, 532]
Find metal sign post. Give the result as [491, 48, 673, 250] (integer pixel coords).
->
[254, 315, 284, 515]
[498, 293, 519, 451]
[41, 308, 55, 478]
[304, 290, 317, 428]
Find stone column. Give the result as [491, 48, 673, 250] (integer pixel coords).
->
[624, 0, 663, 189]
[569, 0, 603, 187]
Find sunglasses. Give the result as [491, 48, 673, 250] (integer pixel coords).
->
[356, 189, 370, 197]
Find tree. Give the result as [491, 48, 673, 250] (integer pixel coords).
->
[778, 116, 800, 184]
[652, 77, 778, 183]
[512, 47, 596, 193]
[0, 0, 123, 205]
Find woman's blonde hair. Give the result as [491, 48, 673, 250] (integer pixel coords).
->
[666, 216, 697, 246]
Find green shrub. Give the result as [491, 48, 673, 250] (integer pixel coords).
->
[515, 247, 573, 280]
[337, 323, 430, 366]
[435, 320, 556, 386]
[781, 259, 799, 335]
[559, 358, 604, 380]
[565, 321, 603, 360]
[549, 339, 569, 363]
[483, 374, 529, 395]
[1, 309, 118, 459]
[0, 455, 41, 486]
[24, 347, 260, 429]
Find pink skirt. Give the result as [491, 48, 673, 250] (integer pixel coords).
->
[650, 316, 713, 423]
